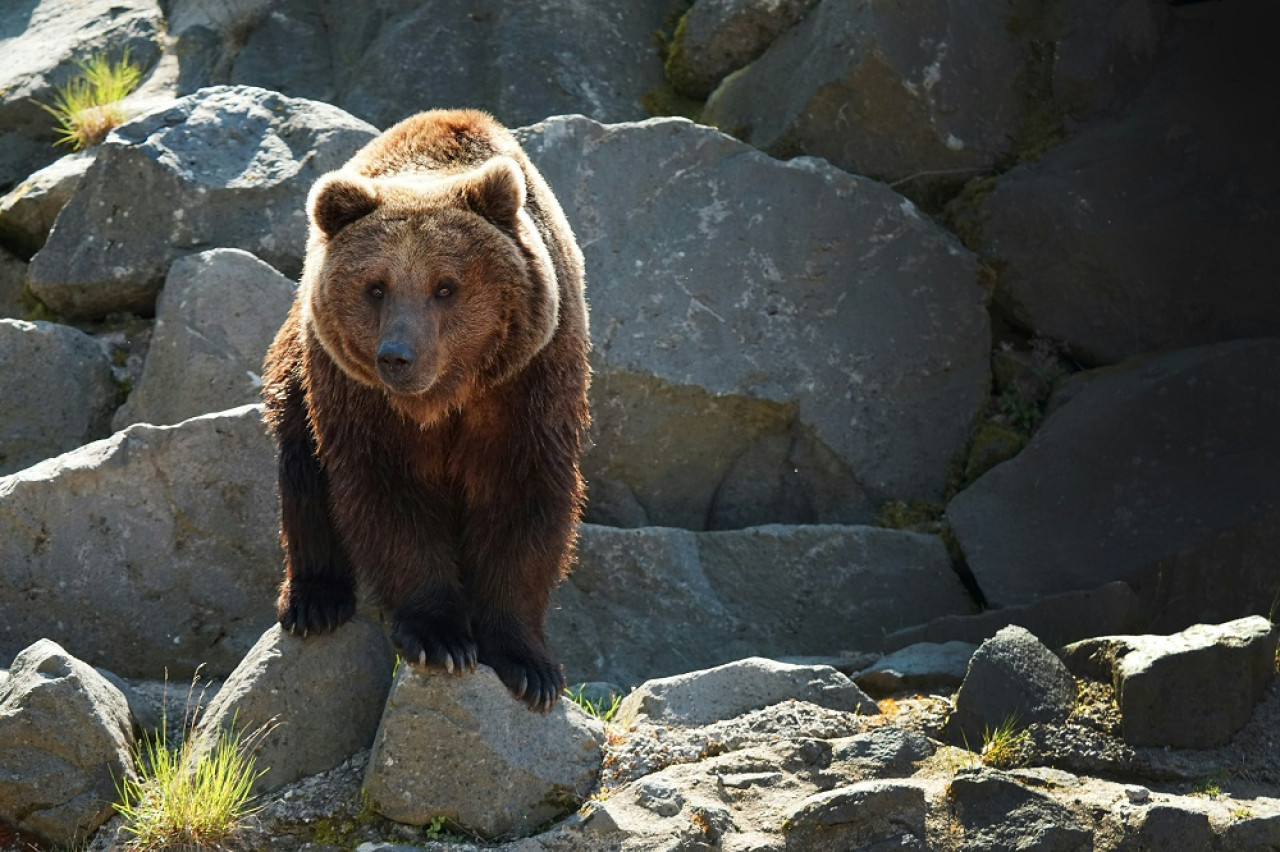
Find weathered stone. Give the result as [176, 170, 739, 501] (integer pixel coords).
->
[549, 524, 974, 689]
[364, 665, 604, 840]
[0, 639, 135, 847]
[1221, 811, 1280, 851]
[0, 0, 164, 188]
[1109, 803, 1212, 852]
[947, 768, 1092, 851]
[947, 625, 1076, 747]
[667, 0, 821, 99]
[0, 151, 94, 259]
[113, 249, 295, 429]
[1060, 616, 1277, 749]
[702, 0, 1036, 197]
[782, 780, 927, 851]
[955, 3, 1280, 364]
[0, 405, 280, 677]
[0, 319, 116, 475]
[191, 619, 393, 794]
[617, 657, 877, 727]
[27, 86, 376, 319]
[0, 248, 24, 318]
[947, 340, 1280, 618]
[1052, 0, 1168, 120]
[854, 641, 977, 697]
[519, 115, 989, 528]
[830, 727, 935, 778]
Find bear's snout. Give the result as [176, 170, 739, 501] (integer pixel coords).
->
[376, 339, 418, 384]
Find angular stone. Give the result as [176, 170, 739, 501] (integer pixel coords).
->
[191, 619, 393, 794]
[0, 151, 94, 259]
[0, 639, 135, 848]
[1112, 804, 1212, 852]
[666, 0, 821, 99]
[829, 727, 936, 778]
[854, 641, 977, 697]
[947, 340, 1280, 616]
[1060, 616, 1277, 749]
[617, 657, 877, 727]
[0, 319, 116, 475]
[519, 115, 988, 528]
[947, 625, 1076, 747]
[702, 0, 1035, 196]
[782, 780, 927, 852]
[0, 248, 24, 318]
[549, 524, 974, 689]
[364, 665, 604, 840]
[0, 405, 280, 678]
[947, 768, 1092, 851]
[113, 249, 295, 429]
[0, 0, 164, 188]
[27, 86, 376, 319]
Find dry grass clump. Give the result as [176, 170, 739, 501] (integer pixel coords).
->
[41, 51, 142, 151]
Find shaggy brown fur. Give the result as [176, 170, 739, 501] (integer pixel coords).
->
[262, 109, 589, 711]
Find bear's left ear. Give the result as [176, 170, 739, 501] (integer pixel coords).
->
[459, 156, 526, 228]
[309, 172, 379, 239]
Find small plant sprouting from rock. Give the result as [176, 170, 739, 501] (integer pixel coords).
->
[113, 676, 274, 851]
[979, 715, 1031, 769]
[41, 50, 142, 151]
[565, 684, 623, 724]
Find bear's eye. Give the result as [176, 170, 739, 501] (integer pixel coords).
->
[435, 279, 458, 300]
[367, 282, 385, 301]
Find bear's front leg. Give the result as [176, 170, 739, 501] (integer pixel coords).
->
[269, 370, 358, 637]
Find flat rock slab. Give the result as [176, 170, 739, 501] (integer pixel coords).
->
[191, 619, 394, 795]
[946, 768, 1092, 851]
[364, 665, 604, 840]
[0, 639, 135, 847]
[113, 248, 296, 429]
[1061, 616, 1277, 748]
[519, 115, 988, 529]
[782, 779, 927, 851]
[28, 85, 376, 319]
[549, 523, 974, 689]
[854, 640, 977, 697]
[947, 339, 1280, 619]
[617, 657, 878, 727]
[0, 404, 280, 677]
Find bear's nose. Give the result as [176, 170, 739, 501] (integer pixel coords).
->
[376, 340, 416, 377]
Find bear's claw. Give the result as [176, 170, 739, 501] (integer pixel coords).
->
[278, 578, 357, 637]
[393, 615, 478, 677]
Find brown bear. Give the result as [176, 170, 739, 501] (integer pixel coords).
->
[261, 109, 589, 712]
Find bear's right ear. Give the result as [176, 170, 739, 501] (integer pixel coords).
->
[308, 173, 379, 238]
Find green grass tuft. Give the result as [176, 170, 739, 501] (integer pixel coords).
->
[565, 684, 623, 723]
[41, 50, 143, 151]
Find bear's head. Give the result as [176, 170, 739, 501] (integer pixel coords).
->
[300, 156, 561, 420]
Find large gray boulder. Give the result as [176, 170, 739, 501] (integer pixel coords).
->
[0, 639, 135, 847]
[0, 404, 280, 677]
[113, 248, 295, 429]
[1061, 616, 1277, 749]
[781, 780, 927, 851]
[947, 339, 1280, 623]
[191, 619, 394, 794]
[27, 86, 376, 319]
[702, 0, 1036, 197]
[549, 523, 974, 689]
[946, 768, 1092, 850]
[0, 319, 116, 475]
[169, 0, 668, 130]
[954, 2, 1280, 365]
[617, 657, 878, 727]
[0, 0, 163, 189]
[666, 0, 821, 99]
[519, 116, 989, 529]
[0, 151, 94, 258]
[364, 665, 605, 840]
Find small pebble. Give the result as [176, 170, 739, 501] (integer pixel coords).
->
[1124, 785, 1150, 804]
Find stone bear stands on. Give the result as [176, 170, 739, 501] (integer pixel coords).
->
[262, 109, 590, 712]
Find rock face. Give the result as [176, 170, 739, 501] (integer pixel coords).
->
[617, 657, 878, 727]
[947, 339, 1280, 623]
[666, 0, 821, 99]
[520, 115, 989, 529]
[167, 0, 668, 130]
[947, 768, 1092, 850]
[0, 151, 95, 258]
[191, 619, 394, 794]
[947, 625, 1076, 747]
[0, 0, 164, 189]
[364, 665, 605, 840]
[702, 0, 1036, 196]
[550, 523, 974, 688]
[0, 639, 135, 847]
[27, 86, 376, 319]
[0, 248, 24, 317]
[1061, 616, 1278, 749]
[113, 248, 295, 429]
[781, 780, 928, 851]
[0, 319, 117, 476]
[0, 405, 280, 678]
